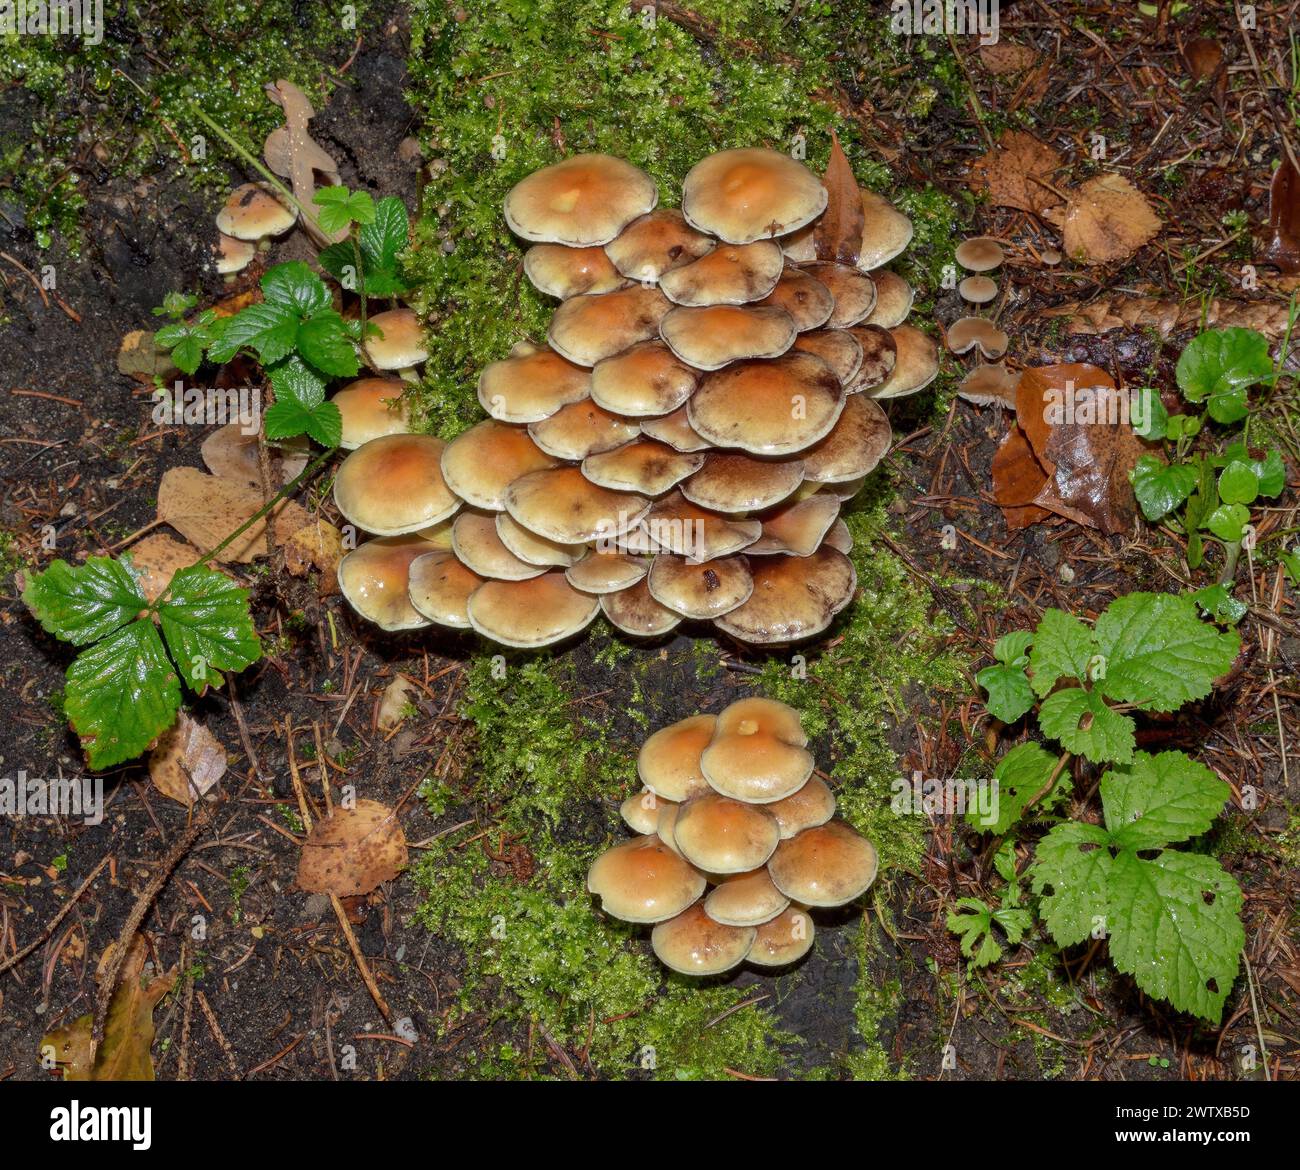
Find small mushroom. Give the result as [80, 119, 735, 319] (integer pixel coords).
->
[957, 361, 1019, 409]
[800, 262, 877, 328]
[477, 342, 592, 425]
[638, 713, 718, 802]
[863, 270, 915, 329]
[713, 545, 857, 645]
[333, 434, 462, 536]
[672, 793, 781, 874]
[363, 307, 428, 370]
[640, 491, 761, 561]
[758, 267, 835, 331]
[955, 236, 1005, 272]
[566, 549, 649, 594]
[466, 570, 600, 648]
[337, 535, 435, 631]
[495, 512, 585, 568]
[747, 494, 841, 557]
[528, 400, 642, 460]
[646, 553, 754, 620]
[856, 188, 914, 271]
[639, 404, 711, 453]
[767, 776, 836, 839]
[440, 419, 560, 510]
[659, 303, 796, 370]
[504, 154, 658, 247]
[843, 324, 898, 392]
[621, 789, 673, 835]
[659, 241, 784, 306]
[651, 902, 756, 976]
[581, 439, 705, 495]
[799, 394, 892, 483]
[600, 577, 682, 637]
[523, 243, 626, 300]
[505, 466, 648, 544]
[452, 509, 546, 580]
[681, 451, 803, 513]
[767, 820, 879, 907]
[603, 208, 714, 282]
[548, 285, 672, 367]
[591, 341, 700, 417]
[699, 697, 813, 804]
[793, 329, 864, 386]
[959, 275, 998, 304]
[215, 182, 295, 241]
[824, 517, 854, 553]
[704, 868, 790, 928]
[407, 549, 485, 628]
[586, 835, 706, 924]
[946, 317, 1009, 360]
[746, 906, 815, 967]
[214, 233, 256, 275]
[332, 377, 411, 450]
[681, 148, 827, 245]
[870, 325, 939, 398]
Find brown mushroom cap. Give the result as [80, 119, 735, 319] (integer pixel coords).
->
[856, 187, 914, 271]
[746, 906, 815, 967]
[566, 548, 649, 594]
[477, 342, 592, 424]
[1040, 247, 1063, 266]
[863, 270, 915, 329]
[528, 399, 641, 460]
[800, 262, 877, 328]
[647, 552, 754, 619]
[591, 340, 700, 417]
[334, 434, 462, 536]
[871, 325, 940, 398]
[660, 304, 796, 370]
[466, 570, 600, 647]
[824, 517, 853, 553]
[505, 466, 648, 544]
[713, 545, 857, 645]
[844, 324, 898, 393]
[779, 220, 817, 263]
[651, 902, 756, 976]
[673, 792, 781, 873]
[452, 509, 546, 580]
[704, 868, 789, 927]
[656, 801, 682, 854]
[681, 452, 803, 513]
[660, 241, 784, 307]
[600, 577, 682, 637]
[697, 696, 813, 804]
[333, 378, 412, 450]
[440, 419, 560, 510]
[337, 535, 434, 631]
[681, 148, 827, 244]
[955, 236, 1005, 272]
[524, 243, 626, 300]
[587, 834, 706, 924]
[638, 713, 718, 802]
[407, 549, 485, 628]
[959, 275, 998, 304]
[799, 393, 892, 483]
[747, 494, 841, 557]
[767, 820, 879, 907]
[504, 154, 658, 247]
[548, 285, 672, 367]
[581, 439, 705, 495]
[603, 208, 714, 282]
[957, 361, 1019, 408]
[495, 512, 585, 567]
[767, 775, 836, 839]
[216, 182, 295, 240]
[641, 491, 761, 561]
[793, 329, 864, 387]
[639, 404, 711, 452]
[758, 267, 835, 332]
[215, 232, 256, 275]
[945, 317, 1008, 360]
[363, 307, 428, 369]
[621, 789, 673, 835]
[689, 351, 844, 456]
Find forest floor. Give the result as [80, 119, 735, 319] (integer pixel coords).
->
[0, 0, 1297, 1081]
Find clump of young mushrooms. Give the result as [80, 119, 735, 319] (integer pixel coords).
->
[586, 697, 879, 976]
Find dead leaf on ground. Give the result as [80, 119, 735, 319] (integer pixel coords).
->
[1183, 36, 1223, 83]
[264, 79, 345, 248]
[156, 466, 312, 563]
[297, 799, 408, 897]
[122, 533, 202, 601]
[201, 423, 310, 490]
[1041, 294, 1295, 338]
[968, 131, 1063, 214]
[283, 519, 344, 588]
[41, 936, 174, 1081]
[814, 130, 864, 265]
[979, 42, 1038, 75]
[377, 675, 417, 732]
[149, 712, 226, 806]
[1061, 174, 1161, 265]
[1261, 158, 1300, 275]
[116, 330, 180, 384]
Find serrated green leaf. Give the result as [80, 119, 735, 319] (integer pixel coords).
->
[268, 354, 327, 409]
[23, 557, 147, 646]
[1028, 608, 1094, 697]
[156, 565, 261, 692]
[64, 620, 181, 769]
[206, 301, 300, 365]
[993, 630, 1033, 665]
[977, 663, 1036, 724]
[1102, 750, 1229, 850]
[260, 260, 331, 315]
[1106, 849, 1243, 1022]
[313, 187, 376, 235]
[361, 196, 409, 273]
[1190, 584, 1246, 626]
[1175, 328, 1272, 421]
[1217, 461, 1259, 505]
[264, 398, 342, 447]
[967, 741, 1061, 834]
[1131, 454, 1197, 521]
[1030, 821, 1113, 947]
[1093, 592, 1240, 712]
[297, 311, 359, 377]
[1039, 686, 1135, 763]
[947, 898, 1005, 967]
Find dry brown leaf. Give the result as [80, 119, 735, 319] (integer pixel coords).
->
[1183, 36, 1223, 83]
[116, 330, 180, 383]
[1061, 174, 1161, 265]
[41, 937, 174, 1081]
[122, 533, 201, 602]
[156, 466, 311, 563]
[979, 42, 1038, 75]
[149, 712, 226, 806]
[283, 519, 344, 588]
[297, 798, 408, 897]
[1261, 158, 1300, 275]
[991, 422, 1052, 530]
[968, 131, 1063, 214]
[201, 423, 310, 490]
[265, 79, 345, 248]
[377, 675, 417, 732]
[814, 131, 865, 265]
[1041, 295, 1296, 338]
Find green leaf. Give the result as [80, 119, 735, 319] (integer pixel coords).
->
[206, 301, 300, 365]
[1217, 461, 1259, 506]
[1164, 412, 1202, 441]
[1093, 592, 1240, 712]
[947, 898, 1005, 967]
[1028, 608, 1094, 697]
[1039, 686, 1135, 763]
[977, 664, 1035, 724]
[23, 557, 147, 646]
[260, 260, 331, 315]
[1130, 386, 1168, 439]
[360, 196, 410, 273]
[268, 354, 327, 409]
[1253, 448, 1285, 497]
[313, 187, 376, 235]
[156, 565, 262, 692]
[1175, 327, 1272, 423]
[1131, 454, 1197, 521]
[1280, 549, 1300, 585]
[264, 397, 342, 447]
[64, 620, 181, 770]
[967, 741, 1061, 834]
[1102, 751, 1229, 850]
[1106, 849, 1243, 1022]
[296, 311, 359, 377]
[1030, 821, 1113, 947]
[1190, 584, 1246, 626]
[993, 630, 1033, 665]
[1205, 502, 1249, 542]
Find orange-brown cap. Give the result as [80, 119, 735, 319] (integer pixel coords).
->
[587, 834, 706, 924]
[746, 906, 815, 967]
[466, 570, 600, 647]
[591, 341, 700, 417]
[216, 182, 295, 240]
[621, 789, 674, 836]
[638, 713, 717, 802]
[523, 243, 626, 299]
[659, 303, 796, 370]
[800, 262, 877, 328]
[452, 509, 546, 580]
[640, 491, 761, 561]
[799, 393, 892, 483]
[660, 241, 784, 307]
[639, 404, 711, 452]
[505, 466, 648, 543]
[747, 494, 841, 557]
[792, 329, 864, 386]
[600, 577, 682, 637]
[548, 285, 672, 367]
[699, 696, 813, 804]
[767, 820, 879, 907]
[855, 187, 914, 271]
[758, 267, 835, 331]
[440, 419, 559, 510]
[871, 325, 940, 398]
[681, 452, 803, 513]
[843, 324, 897, 392]
[565, 549, 649, 594]
[767, 775, 836, 839]
[528, 399, 642, 460]
[333, 378, 412, 450]
[863, 270, 915, 329]
[581, 439, 705, 495]
[214, 232, 256, 275]
[647, 553, 754, 620]
[407, 549, 486, 629]
[682, 148, 827, 244]
[337, 535, 435, 631]
[704, 868, 789, 927]
[673, 792, 780, 873]
[363, 307, 428, 369]
[603, 208, 714, 282]
[651, 902, 756, 975]
[504, 154, 658, 247]
[713, 545, 856, 644]
[477, 342, 592, 424]
[334, 434, 462, 536]
[495, 512, 585, 568]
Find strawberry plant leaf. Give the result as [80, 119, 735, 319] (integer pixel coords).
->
[1190, 583, 1246, 625]
[1028, 608, 1094, 696]
[267, 354, 327, 409]
[65, 620, 181, 770]
[946, 898, 1005, 967]
[313, 187, 376, 235]
[1093, 592, 1240, 712]
[360, 195, 409, 274]
[22, 556, 147, 646]
[1030, 821, 1113, 947]
[207, 301, 300, 365]
[1102, 750, 1229, 850]
[1039, 686, 1135, 763]
[260, 260, 331, 315]
[157, 565, 262, 692]
[1131, 454, 1197, 521]
[296, 310, 359, 377]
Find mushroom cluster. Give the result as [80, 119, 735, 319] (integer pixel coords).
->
[586, 697, 879, 976]
[333, 147, 937, 648]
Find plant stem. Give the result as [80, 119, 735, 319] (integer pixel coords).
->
[1219, 537, 1243, 587]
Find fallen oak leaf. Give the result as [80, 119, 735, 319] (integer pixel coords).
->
[122, 533, 202, 602]
[297, 798, 408, 897]
[1061, 174, 1161, 266]
[814, 130, 865, 265]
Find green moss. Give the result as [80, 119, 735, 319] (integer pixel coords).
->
[845, 916, 907, 1080]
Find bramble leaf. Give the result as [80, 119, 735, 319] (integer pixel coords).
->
[260, 260, 331, 315]
[264, 397, 342, 448]
[206, 301, 300, 365]
[965, 741, 1062, 834]
[1038, 686, 1135, 763]
[1030, 821, 1112, 947]
[22, 557, 146, 646]
[977, 662, 1035, 724]
[1028, 609, 1094, 697]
